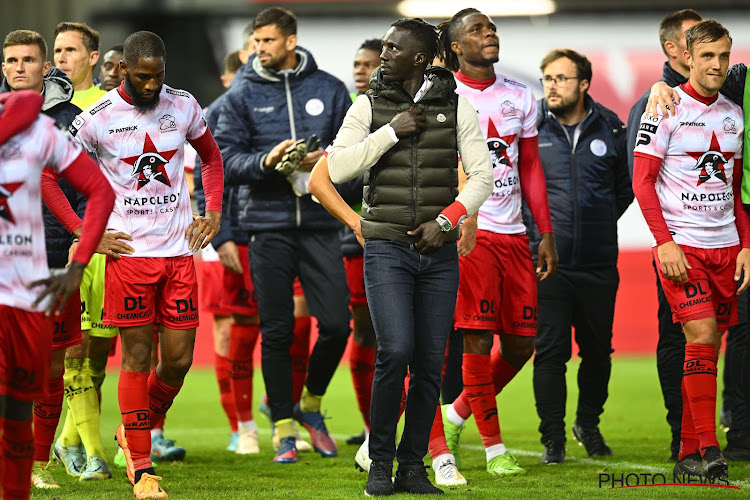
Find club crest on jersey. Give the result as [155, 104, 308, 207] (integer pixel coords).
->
[501, 100, 517, 116]
[486, 117, 517, 169]
[723, 117, 737, 134]
[120, 133, 178, 190]
[687, 132, 734, 186]
[159, 114, 177, 132]
[0, 182, 23, 224]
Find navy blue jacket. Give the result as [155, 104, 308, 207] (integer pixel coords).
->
[523, 95, 633, 270]
[1, 68, 85, 268]
[214, 47, 352, 233]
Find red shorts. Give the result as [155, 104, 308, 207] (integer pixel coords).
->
[454, 231, 537, 336]
[653, 244, 740, 328]
[0, 306, 52, 401]
[201, 260, 232, 316]
[103, 256, 199, 329]
[293, 278, 303, 297]
[220, 244, 258, 317]
[52, 289, 82, 350]
[344, 255, 367, 307]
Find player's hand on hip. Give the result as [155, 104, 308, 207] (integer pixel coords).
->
[657, 241, 691, 284]
[537, 232, 558, 281]
[408, 220, 446, 255]
[390, 107, 426, 138]
[30, 261, 86, 316]
[96, 231, 134, 259]
[647, 81, 680, 118]
[457, 215, 477, 257]
[735, 248, 750, 294]
[217, 240, 243, 274]
[187, 210, 221, 251]
[265, 139, 295, 169]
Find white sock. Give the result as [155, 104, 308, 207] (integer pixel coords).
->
[150, 428, 163, 440]
[446, 405, 466, 427]
[433, 453, 456, 467]
[238, 420, 257, 434]
[485, 443, 507, 461]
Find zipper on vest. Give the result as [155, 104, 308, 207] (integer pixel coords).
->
[411, 136, 417, 231]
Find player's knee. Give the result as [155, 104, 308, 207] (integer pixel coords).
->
[462, 329, 493, 354]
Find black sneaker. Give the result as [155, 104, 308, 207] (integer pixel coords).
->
[572, 423, 613, 457]
[669, 434, 680, 462]
[702, 446, 728, 479]
[393, 467, 444, 495]
[540, 441, 565, 464]
[673, 452, 703, 477]
[365, 460, 394, 496]
[724, 429, 750, 461]
[347, 431, 367, 446]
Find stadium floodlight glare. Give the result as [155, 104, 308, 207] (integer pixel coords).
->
[397, 0, 556, 17]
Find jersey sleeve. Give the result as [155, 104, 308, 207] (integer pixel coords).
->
[68, 111, 97, 154]
[186, 97, 209, 142]
[520, 88, 538, 139]
[633, 112, 670, 160]
[40, 118, 85, 175]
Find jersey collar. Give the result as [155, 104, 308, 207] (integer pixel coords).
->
[680, 80, 718, 106]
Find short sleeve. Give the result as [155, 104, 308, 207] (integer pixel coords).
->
[186, 97, 208, 142]
[633, 112, 671, 160]
[40, 117, 84, 174]
[68, 111, 97, 154]
[520, 88, 538, 139]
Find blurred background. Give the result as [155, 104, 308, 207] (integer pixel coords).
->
[3, 0, 750, 355]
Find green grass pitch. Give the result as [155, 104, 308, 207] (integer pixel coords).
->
[30, 357, 750, 498]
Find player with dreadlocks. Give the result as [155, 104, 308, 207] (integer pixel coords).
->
[434, 8, 558, 477]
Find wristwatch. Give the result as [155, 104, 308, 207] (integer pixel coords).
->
[436, 214, 452, 233]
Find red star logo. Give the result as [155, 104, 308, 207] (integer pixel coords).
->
[486, 117, 517, 169]
[121, 133, 178, 190]
[686, 132, 735, 186]
[0, 182, 23, 224]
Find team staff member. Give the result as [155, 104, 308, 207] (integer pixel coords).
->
[0, 29, 92, 488]
[327, 17, 492, 495]
[0, 89, 114, 500]
[215, 7, 352, 464]
[51, 31, 224, 498]
[528, 49, 632, 463]
[634, 20, 749, 480]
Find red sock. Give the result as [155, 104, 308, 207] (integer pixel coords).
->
[148, 370, 182, 430]
[119, 370, 151, 470]
[2, 417, 34, 500]
[491, 351, 521, 394]
[215, 353, 238, 432]
[33, 372, 64, 462]
[229, 323, 259, 422]
[428, 405, 451, 459]
[290, 316, 311, 403]
[683, 343, 719, 452]
[678, 373, 699, 460]
[350, 342, 375, 430]
[399, 373, 410, 419]
[464, 353, 502, 448]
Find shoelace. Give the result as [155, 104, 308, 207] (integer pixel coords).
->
[437, 461, 457, 478]
[371, 463, 392, 482]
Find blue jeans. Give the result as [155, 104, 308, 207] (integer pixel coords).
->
[364, 239, 459, 469]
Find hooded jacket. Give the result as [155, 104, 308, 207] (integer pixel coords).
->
[1, 68, 85, 268]
[214, 46, 353, 233]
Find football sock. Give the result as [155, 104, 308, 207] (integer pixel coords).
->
[463, 353, 503, 449]
[485, 443, 507, 461]
[214, 353, 238, 432]
[119, 370, 151, 467]
[291, 316, 311, 403]
[428, 405, 451, 459]
[2, 417, 34, 500]
[491, 350, 521, 394]
[133, 467, 156, 485]
[299, 388, 322, 413]
[65, 359, 107, 459]
[33, 372, 64, 462]
[275, 419, 295, 440]
[229, 323, 259, 423]
[147, 370, 182, 430]
[350, 342, 375, 430]
[678, 374, 699, 460]
[59, 358, 84, 447]
[683, 343, 719, 453]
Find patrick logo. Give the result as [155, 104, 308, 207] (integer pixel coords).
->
[486, 117, 516, 169]
[687, 132, 734, 186]
[121, 133, 177, 190]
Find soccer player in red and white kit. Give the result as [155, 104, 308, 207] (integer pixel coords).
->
[633, 20, 750, 480]
[0, 90, 114, 500]
[436, 8, 558, 477]
[62, 31, 224, 498]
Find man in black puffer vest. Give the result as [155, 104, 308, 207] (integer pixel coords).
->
[327, 18, 492, 496]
